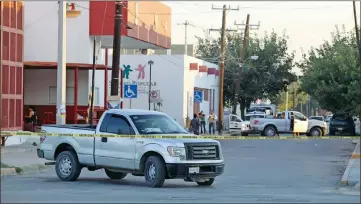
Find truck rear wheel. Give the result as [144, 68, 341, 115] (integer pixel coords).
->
[264, 126, 277, 136]
[144, 156, 166, 188]
[105, 169, 127, 180]
[55, 150, 81, 181]
[196, 178, 215, 186]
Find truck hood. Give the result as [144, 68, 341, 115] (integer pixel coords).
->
[143, 134, 220, 147]
[308, 119, 327, 127]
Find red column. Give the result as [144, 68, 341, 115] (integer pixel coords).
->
[104, 49, 108, 110]
[74, 67, 78, 124]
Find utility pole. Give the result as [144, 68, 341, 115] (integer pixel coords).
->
[233, 15, 260, 115]
[110, 1, 123, 97]
[177, 20, 194, 55]
[56, 1, 67, 125]
[89, 37, 96, 126]
[209, 4, 239, 134]
[292, 85, 296, 110]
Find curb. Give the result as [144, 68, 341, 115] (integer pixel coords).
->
[1, 163, 48, 177]
[1, 168, 17, 176]
[341, 141, 360, 186]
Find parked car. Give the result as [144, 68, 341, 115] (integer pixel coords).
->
[309, 116, 325, 121]
[329, 113, 356, 136]
[250, 111, 328, 136]
[37, 109, 225, 188]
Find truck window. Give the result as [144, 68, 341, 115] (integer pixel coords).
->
[100, 114, 134, 134]
[294, 112, 306, 121]
[129, 114, 188, 134]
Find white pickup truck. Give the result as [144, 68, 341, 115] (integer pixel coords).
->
[37, 109, 224, 188]
[228, 112, 267, 136]
[250, 111, 328, 136]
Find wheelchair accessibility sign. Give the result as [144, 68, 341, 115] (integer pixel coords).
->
[124, 85, 137, 99]
[194, 90, 203, 103]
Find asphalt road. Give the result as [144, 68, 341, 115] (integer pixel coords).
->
[1, 139, 360, 203]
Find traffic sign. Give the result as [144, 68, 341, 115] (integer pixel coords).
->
[194, 90, 203, 103]
[123, 85, 137, 98]
[150, 90, 160, 102]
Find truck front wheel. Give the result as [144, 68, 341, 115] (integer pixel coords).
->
[105, 169, 127, 180]
[144, 156, 166, 188]
[55, 150, 81, 181]
[196, 178, 215, 186]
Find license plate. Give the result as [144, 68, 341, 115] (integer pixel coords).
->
[189, 167, 200, 174]
[338, 128, 343, 131]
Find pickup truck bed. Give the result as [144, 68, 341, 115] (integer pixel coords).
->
[42, 124, 96, 131]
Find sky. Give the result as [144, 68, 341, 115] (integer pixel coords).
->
[162, 1, 356, 74]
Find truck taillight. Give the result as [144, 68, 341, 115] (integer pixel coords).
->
[40, 136, 46, 143]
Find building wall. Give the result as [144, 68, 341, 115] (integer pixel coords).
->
[24, 1, 92, 63]
[1, 1, 24, 132]
[183, 56, 219, 122]
[105, 54, 219, 126]
[24, 69, 90, 106]
[154, 44, 195, 57]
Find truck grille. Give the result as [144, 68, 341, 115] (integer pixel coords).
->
[184, 143, 220, 160]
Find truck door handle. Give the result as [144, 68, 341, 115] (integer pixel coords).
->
[101, 137, 108, 143]
[137, 140, 144, 144]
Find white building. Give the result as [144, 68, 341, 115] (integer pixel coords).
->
[6, 1, 219, 146]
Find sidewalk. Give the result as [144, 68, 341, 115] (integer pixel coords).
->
[341, 140, 360, 190]
[1, 144, 49, 176]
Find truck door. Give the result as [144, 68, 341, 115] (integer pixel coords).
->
[293, 112, 308, 133]
[95, 113, 136, 170]
[229, 114, 243, 132]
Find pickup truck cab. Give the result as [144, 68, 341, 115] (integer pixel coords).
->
[250, 111, 327, 136]
[37, 109, 224, 188]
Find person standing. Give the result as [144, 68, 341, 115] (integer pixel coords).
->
[208, 110, 217, 134]
[198, 111, 206, 134]
[190, 113, 201, 135]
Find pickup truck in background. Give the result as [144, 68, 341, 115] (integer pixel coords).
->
[228, 112, 267, 136]
[37, 109, 225, 188]
[250, 111, 328, 136]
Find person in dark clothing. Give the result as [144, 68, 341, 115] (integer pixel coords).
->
[190, 113, 200, 135]
[25, 106, 37, 125]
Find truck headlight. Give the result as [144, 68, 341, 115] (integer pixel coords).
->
[167, 147, 186, 159]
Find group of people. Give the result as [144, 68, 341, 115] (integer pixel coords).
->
[190, 110, 218, 135]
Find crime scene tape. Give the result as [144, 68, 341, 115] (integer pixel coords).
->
[1, 131, 360, 140]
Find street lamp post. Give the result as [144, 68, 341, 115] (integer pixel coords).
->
[148, 60, 154, 110]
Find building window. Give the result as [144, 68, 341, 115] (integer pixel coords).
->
[49, 86, 74, 105]
[204, 89, 209, 101]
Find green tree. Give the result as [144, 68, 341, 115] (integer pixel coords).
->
[273, 80, 310, 112]
[299, 26, 360, 116]
[196, 31, 296, 118]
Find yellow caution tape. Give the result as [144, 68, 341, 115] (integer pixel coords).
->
[0, 131, 360, 140]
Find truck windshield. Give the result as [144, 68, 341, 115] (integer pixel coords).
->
[129, 114, 188, 134]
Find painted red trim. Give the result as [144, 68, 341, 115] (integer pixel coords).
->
[104, 48, 108, 111]
[190, 63, 198, 71]
[199, 66, 208, 73]
[208, 68, 216, 75]
[74, 67, 78, 124]
[24, 61, 109, 70]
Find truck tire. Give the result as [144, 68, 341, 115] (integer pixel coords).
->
[264, 126, 277, 136]
[144, 156, 166, 188]
[104, 169, 127, 180]
[196, 178, 215, 186]
[309, 127, 322, 136]
[55, 150, 81, 181]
